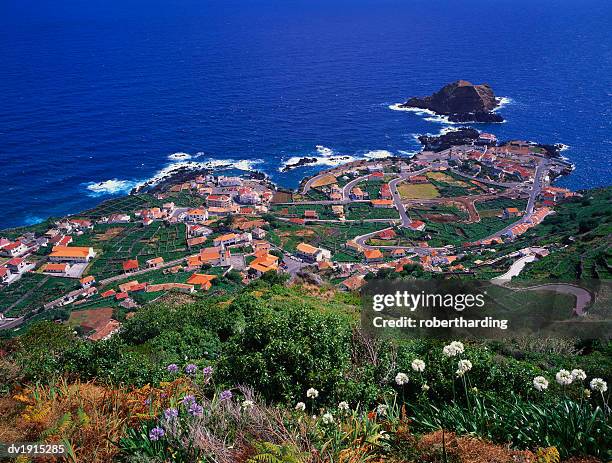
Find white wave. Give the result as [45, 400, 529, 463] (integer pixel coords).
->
[133, 158, 264, 190]
[388, 103, 438, 117]
[315, 145, 335, 157]
[363, 149, 394, 159]
[85, 179, 137, 196]
[397, 150, 419, 158]
[494, 96, 512, 111]
[279, 146, 398, 172]
[168, 152, 192, 161]
[559, 144, 570, 152]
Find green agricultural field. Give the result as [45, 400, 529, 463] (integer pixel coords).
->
[1, 273, 80, 318]
[81, 194, 162, 219]
[397, 182, 440, 199]
[86, 222, 191, 280]
[345, 203, 399, 220]
[408, 203, 469, 222]
[270, 203, 336, 220]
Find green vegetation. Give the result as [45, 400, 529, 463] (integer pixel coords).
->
[86, 222, 190, 280]
[2, 280, 610, 461]
[1, 273, 80, 318]
[397, 182, 440, 199]
[345, 203, 399, 220]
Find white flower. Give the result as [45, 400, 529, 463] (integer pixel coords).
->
[376, 404, 388, 415]
[321, 412, 334, 424]
[590, 378, 608, 393]
[241, 400, 254, 409]
[395, 372, 409, 386]
[421, 383, 430, 391]
[555, 369, 573, 386]
[411, 359, 426, 372]
[533, 376, 549, 391]
[583, 388, 591, 398]
[456, 359, 473, 376]
[295, 402, 306, 411]
[306, 388, 319, 399]
[571, 369, 587, 381]
[338, 401, 350, 412]
[443, 341, 465, 357]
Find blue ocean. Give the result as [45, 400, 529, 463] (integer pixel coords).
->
[1, 0, 611, 229]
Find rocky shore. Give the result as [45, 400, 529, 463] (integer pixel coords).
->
[417, 128, 480, 152]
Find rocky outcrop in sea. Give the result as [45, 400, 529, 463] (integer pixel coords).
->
[399, 80, 504, 123]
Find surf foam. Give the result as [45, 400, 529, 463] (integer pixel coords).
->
[85, 179, 138, 196]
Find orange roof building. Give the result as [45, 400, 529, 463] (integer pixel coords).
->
[80, 275, 96, 287]
[371, 199, 394, 208]
[187, 273, 217, 290]
[249, 253, 279, 274]
[49, 246, 95, 262]
[122, 259, 139, 272]
[364, 249, 383, 262]
[43, 263, 68, 273]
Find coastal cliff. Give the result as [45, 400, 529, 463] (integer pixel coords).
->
[400, 80, 504, 123]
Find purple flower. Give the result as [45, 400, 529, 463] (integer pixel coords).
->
[185, 363, 198, 375]
[164, 407, 179, 420]
[149, 426, 165, 441]
[202, 366, 213, 376]
[219, 390, 233, 401]
[167, 363, 179, 374]
[182, 394, 196, 405]
[188, 402, 204, 417]
[143, 398, 152, 406]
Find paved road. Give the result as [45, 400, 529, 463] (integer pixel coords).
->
[0, 316, 25, 331]
[475, 159, 551, 243]
[341, 175, 370, 200]
[388, 168, 432, 227]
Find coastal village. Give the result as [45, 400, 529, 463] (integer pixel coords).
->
[0, 132, 576, 341]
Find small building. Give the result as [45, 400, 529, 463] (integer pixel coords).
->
[378, 229, 396, 240]
[304, 210, 319, 220]
[122, 259, 139, 273]
[187, 273, 217, 290]
[0, 268, 12, 284]
[213, 232, 252, 248]
[0, 241, 28, 258]
[371, 199, 394, 208]
[185, 208, 209, 223]
[340, 274, 366, 291]
[380, 184, 392, 199]
[503, 207, 521, 219]
[101, 289, 116, 298]
[331, 205, 344, 217]
[206, 194, 232, 208]
[218, 176, 243, 187]
[146, 257, 164, 268]
[408, 220, 426, 232]
[251, 227, 266, 240]
[80, 275, 96, 288]
[43, 263, 68, 274]
[350, 187, 365, 200]
[410, 175, 429, 184]
[477, 133, 497, 145]
[364, 249, 383, 263]
[6, 257, 27, 274]
[248, 252, 279, 276]
[392, 249, 406, 258]
[295, 242, 332, 262]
